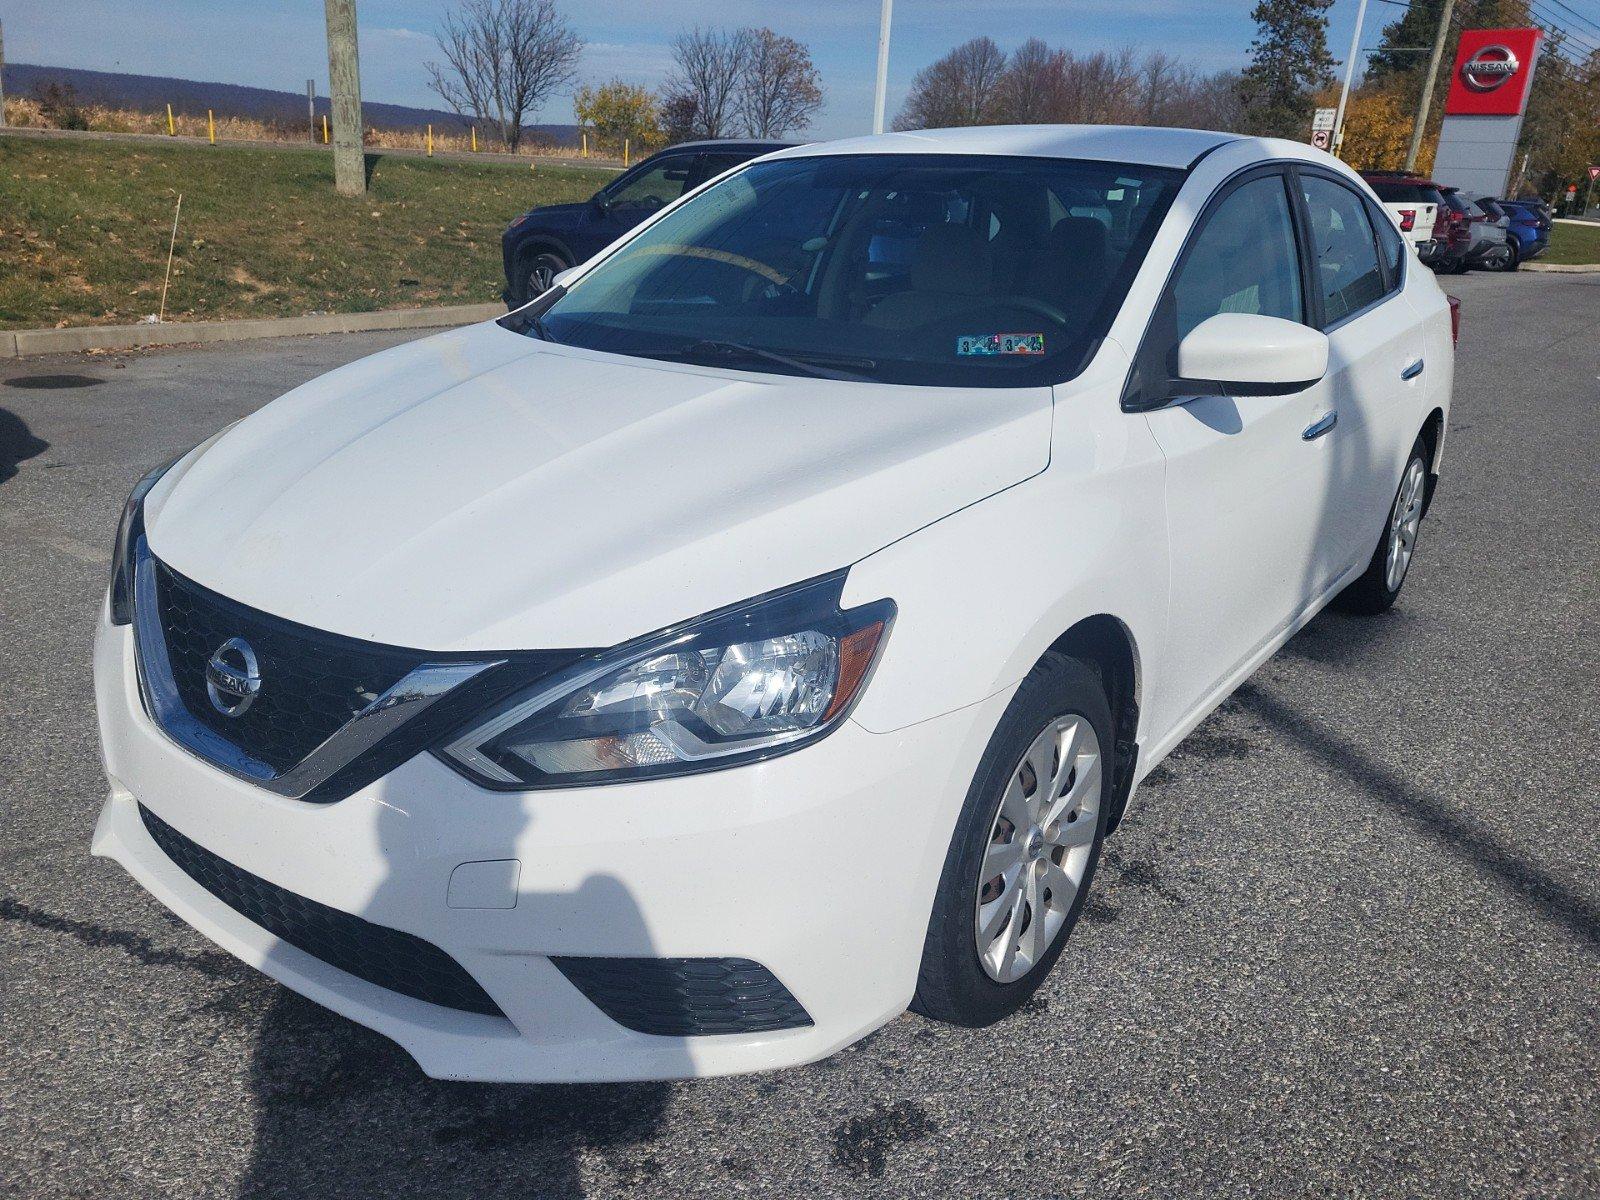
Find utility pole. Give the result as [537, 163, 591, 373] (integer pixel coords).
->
[306, 79, 316, 144]
[1, 20, 8, 130]
[1332, 0, 1370, 158]
[1405, 0, 1456, 172]
[872, 0, 893, 135]
[324, 0, 365, 196]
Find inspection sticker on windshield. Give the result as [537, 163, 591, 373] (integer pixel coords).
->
[957, 333, 1045, 357]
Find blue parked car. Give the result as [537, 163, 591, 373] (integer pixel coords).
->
[500, 140, 794, 308]
[1497, 200, 1551, 267]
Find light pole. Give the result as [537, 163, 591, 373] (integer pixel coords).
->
[1405, 0, 1456, 171]
[1332, 0, 1370, 158]
[872, 0, 893, 135]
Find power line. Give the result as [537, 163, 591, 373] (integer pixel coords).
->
[1540, 0, 1600, 39]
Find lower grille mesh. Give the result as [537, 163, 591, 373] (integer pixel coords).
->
[139, 804, 504, 1018]
[552, 955, 812, 1036]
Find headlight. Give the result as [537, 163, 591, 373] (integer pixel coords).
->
[108, 456, 183, 625]
[438, 573, 893, 788]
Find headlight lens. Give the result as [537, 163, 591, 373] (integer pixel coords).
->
[438, 574, 893, 788]
[108, 456, 182, 625]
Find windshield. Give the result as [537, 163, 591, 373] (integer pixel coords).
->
[526, 154, 1183, 387]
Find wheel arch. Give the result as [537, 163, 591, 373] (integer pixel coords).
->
[1419, 406, 1445, 514]
[1042, 614, 1142, 835]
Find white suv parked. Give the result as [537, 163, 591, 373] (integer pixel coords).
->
[93, 125, 1454, 1082]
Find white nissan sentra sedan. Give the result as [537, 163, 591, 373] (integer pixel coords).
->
[92, 126, 1454, 1082]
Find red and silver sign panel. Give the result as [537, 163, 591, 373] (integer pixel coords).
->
[1445, 28, 1543, 116]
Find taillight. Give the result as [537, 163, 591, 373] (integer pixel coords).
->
[1398, 208, 1416, 232]
[1448, 296, 1460, 346]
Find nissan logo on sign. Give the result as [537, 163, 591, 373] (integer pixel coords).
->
[1461, 45, 1520, 91]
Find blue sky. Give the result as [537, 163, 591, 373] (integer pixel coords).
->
[6, 0, 1375, 139]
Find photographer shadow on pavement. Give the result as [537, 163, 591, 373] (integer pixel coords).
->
[0, 408, 49, 485]
[234, 787, 683, 1200]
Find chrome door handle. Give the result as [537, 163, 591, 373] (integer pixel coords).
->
[1302, 412, 1338, 440]
[1401, 358, 1425, 380]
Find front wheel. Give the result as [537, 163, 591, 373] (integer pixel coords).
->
[522, 250, 569, 302]
[912, 653, 1112, 1026]
[1335, 441, 1429, 614]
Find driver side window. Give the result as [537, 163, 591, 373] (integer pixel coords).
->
[1170, 174, 1304, 341]
[604, 157, 694, 210]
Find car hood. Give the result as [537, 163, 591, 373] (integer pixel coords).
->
[145, 322, 1052, 651]
[523, 202, 588, 228]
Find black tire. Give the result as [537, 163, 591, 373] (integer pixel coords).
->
[1335, 438, 1430, 615]
[911, 653, 1113, 1026]
[521, 250, 569, 304]
[1504, 241, 1521, 271]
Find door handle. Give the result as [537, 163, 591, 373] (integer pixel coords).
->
[1401, 358, 1425, 380]
[1302, 412, 1338, 440]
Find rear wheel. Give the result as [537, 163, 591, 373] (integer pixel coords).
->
[912, 653, 1112, 1026]
[1335, 440, 1429, 614]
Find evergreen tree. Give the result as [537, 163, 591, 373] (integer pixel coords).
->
[1237, 0, 1336, 138]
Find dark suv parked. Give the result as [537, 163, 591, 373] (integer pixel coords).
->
[501, 139, 794, 307]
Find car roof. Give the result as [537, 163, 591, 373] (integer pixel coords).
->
[662, 139, 797, 153]
[767, 125, 1239, 170]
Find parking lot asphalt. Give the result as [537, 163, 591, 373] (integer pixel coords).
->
[1, 271, 1597, 1199]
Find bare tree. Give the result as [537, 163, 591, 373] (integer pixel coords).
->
[427, 0, 582, 151]
[893, 36, 1007, 130]
[997, 38, 1069, 124]
[1056, 48, 1141, 124]
[737, 28, 823, 137]
[662, 27, 752, 139]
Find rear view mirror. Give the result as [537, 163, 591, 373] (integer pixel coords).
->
[1174, 313, 1329, 397]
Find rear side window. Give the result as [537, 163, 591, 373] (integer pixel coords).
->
[1169, 174, 1304, 341]
[1300, 176, 1386, 325]
[1368, 198, 1405, 285]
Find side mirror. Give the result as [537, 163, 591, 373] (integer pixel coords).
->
[551, 266, 579, 289]
[591, 194, 611, 215]
[1174, 313, 1329, 397]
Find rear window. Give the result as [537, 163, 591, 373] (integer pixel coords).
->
[1369, 180, 1435, 204]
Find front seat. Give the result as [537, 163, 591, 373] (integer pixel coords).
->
[1027, 216, 1108, 324]
[864, 224, 994, 330]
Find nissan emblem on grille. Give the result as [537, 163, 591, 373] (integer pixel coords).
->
[205, 637, 262, 717]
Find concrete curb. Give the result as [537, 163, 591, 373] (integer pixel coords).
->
[1523, 262, 1600, 273]
[1, 304, 506, 358]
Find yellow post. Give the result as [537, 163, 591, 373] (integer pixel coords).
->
[166, 103, 175, 136]
[427, 124, 433, 156]
[207, 109, 215, 144]
[322, 114, 329, 144]
[581, 132, 588, 158]
[624, 137, 630, 167]
[471, 126, 477, 153]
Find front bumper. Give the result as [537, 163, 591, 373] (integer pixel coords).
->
[91, 608, 1009, 1081]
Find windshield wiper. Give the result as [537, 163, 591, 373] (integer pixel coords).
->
[672, 339, 877, 383]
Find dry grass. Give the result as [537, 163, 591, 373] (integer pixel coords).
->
[0, 134, 615, 329]
[1, 96, 617, 160]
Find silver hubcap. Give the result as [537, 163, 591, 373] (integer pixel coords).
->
[974, 715, 1102, 983]
[1385, 457, 1426, 592]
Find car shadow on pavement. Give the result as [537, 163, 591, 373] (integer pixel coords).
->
[232, 791, 683, 1200]
[1238, 685, 1600, 950]
[0, 408, 49, 485]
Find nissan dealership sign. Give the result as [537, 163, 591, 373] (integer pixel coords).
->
[1445, 28, 1542, 116]
[1433, 28, 1544, 200]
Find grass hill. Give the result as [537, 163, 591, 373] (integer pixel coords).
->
[6, 63, 581, 146]
[0, 135, 611, 329]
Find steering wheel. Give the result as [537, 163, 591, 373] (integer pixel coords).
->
[990, 295, 1073, 327]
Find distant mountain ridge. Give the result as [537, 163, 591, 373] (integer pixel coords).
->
[7, 63, 581, 146]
